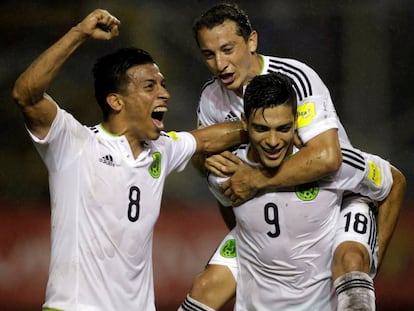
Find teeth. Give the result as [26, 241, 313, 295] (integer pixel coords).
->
[153, 107, 167, 112]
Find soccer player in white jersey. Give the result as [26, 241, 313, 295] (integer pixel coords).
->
[179, 3, 405, 311]
[12, 9, 246, 311]
[205, 73, 404, 310]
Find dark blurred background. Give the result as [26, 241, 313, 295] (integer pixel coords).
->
[0, 0, 412, 310]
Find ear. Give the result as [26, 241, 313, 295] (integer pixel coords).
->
[247, 30, 258, 54]
[294, 111, 298, 130]
[106, 93, 123, 112]
[241, 113, 248, 131]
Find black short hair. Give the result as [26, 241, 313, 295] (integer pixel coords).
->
[244, 73, 297, 119]
[93, 47, 154, 120]
[192, 3, 252, 46]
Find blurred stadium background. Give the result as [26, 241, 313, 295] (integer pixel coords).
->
[0, 0, 412, 310]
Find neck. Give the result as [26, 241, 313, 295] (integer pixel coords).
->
[101, 121, 145, 159]
[236, 54, 263, 97]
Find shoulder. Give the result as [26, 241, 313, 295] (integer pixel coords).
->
[265, 55, 327, 101]
[200, 76, 218, 93]
[154, 131, 196, 149]
[199, 77, 228, 99]
[46, 107, 90, 141]
[266, 55, 316, 74]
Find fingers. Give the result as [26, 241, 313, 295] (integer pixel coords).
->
[205, 157, 232, 176]
[96, 9, 121, 36]
[206, 164, 228, 178]
[222, 180, 241, 206]
[205, 151, 242, 175]
[78, 9, 121, 40]
[222, 186, 243, 207]
[220, 151, 243, 164]
[221, 177, 257, 206]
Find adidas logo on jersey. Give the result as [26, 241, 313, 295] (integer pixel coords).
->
[224, 111, 239, 122]
[99, 154, 115, 167]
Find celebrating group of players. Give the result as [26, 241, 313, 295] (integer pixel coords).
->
[12, 3, 406, 311]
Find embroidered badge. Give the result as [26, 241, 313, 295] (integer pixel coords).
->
[149, 152, 161, 178]
[220, 239, 237, 258]
[295, 182, 319, 201]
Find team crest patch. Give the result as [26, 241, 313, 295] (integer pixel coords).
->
[295, 182, 319, 201]
[149, 152, 161, 178]
[297, 102, 315, 128]
[220, 239, 237, 258]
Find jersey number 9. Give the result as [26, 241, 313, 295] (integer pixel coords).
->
[264, 202, 280, 238]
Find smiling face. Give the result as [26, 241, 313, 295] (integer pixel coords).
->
[244, 104, 296, 169]
[197, 20, 259, 97]
[117, 63, 170, 141]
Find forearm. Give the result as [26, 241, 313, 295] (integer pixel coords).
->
[192, 121, 246, 154]
[256, 141, 341, 189]
[377, 166, 406, 266]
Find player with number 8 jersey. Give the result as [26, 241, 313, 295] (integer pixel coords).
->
[29, 111, 196, 310]
[12, 9, 245, 311]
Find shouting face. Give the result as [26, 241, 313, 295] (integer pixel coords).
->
[197, 20, 259, 97]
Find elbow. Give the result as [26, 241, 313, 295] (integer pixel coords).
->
[320, 146, 342, 174]
[12, 79, 24, 105]
[12, 74, 42, 109]
[12, 76, 31, 108]
[391, 166, 407, 198]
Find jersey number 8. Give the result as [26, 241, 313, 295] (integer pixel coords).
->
[128, 186, 141, 222]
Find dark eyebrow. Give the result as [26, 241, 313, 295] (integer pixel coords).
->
[251, 121, 294, 130]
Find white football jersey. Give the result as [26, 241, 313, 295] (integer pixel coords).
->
[208, 145, 392, 311]
[30, 108, 196, 311]
[197, 55, 350, 146]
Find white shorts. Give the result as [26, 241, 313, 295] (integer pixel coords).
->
[208, 196, 379, 280]
[333, 195, 379, 278]
[208, 229, 238, 281]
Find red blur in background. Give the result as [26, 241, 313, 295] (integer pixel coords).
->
[0, 201, 413, 311]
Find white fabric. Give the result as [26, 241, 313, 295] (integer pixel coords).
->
[207, 230, 238, 281]
[334, 197, 379, 278]
[30, 108, 196, 311]
[197, 54, 349, 145]
[207, 145, 392, 310]
[199, 54, 385, 284]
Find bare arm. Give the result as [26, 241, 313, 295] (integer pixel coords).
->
[377, 165, 406, 268]
[219, 128, 341, 205]
[191, 121, 246, 155]
[12, 9, 120, 139]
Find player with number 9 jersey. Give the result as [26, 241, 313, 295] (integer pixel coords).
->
[207, 144, 393, 310]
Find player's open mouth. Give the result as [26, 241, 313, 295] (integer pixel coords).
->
[219, 72, 235, 85]
[152, 106, 167, 130]
[263, 147, 283, 160]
